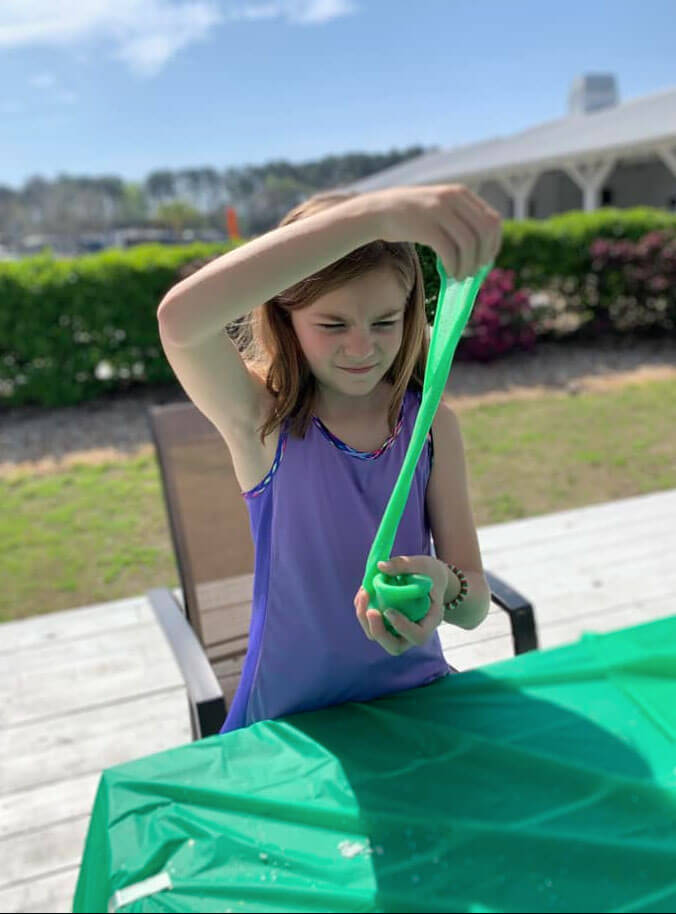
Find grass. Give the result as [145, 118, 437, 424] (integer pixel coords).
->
[1, 377, 675, 623]
[459, 378, 676, 523]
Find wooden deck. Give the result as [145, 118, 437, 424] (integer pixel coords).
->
[1, 488, 675, 914]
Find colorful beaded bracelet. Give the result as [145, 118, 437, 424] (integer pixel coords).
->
[444, 563, 469, 610]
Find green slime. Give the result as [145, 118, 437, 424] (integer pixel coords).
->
[361, 256, 492, 634]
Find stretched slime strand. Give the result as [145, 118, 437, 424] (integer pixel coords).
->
[361, 255, 492, 633]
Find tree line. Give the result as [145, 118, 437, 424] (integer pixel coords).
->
[0, 146, 431, 243]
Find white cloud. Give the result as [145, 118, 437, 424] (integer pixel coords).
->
[30, 72, 57, 89]
[227, 0, 358, 24]
[291, 0, 359, 25]
[25, 71, 77, 107]
[0, 1, 223, 77]
[57, 89, 79, 104]
[0, 1, 358, 76]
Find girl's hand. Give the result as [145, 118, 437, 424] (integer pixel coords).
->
[353, 555, 448, 656]
[362, 183, 502, 281]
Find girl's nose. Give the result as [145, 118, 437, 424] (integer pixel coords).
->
[344, 328, 376, 359]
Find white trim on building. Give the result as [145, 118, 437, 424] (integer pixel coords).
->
[340, 77, 676, 219]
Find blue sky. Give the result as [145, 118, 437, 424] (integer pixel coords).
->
[2, 0, 675, 190]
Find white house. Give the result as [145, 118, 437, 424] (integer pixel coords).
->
[341, 75, 676, 220]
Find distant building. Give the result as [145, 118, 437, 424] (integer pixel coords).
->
[13, 226, 228, 258]
[341, 75, 676, 219]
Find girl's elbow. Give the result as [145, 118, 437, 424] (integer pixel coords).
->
[469, 584, 491, 629]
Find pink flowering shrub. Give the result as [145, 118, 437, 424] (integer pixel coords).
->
[586, 231, 676, 335]
[456, 268, 537, 362]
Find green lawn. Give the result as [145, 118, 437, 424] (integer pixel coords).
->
[460, 378, 676, 522]
[2, 378, 675, 623]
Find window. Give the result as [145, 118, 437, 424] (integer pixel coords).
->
[601, 187, 613, 205]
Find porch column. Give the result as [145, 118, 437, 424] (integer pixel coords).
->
[563, 158, 615, 211]
[496, 173, 539, 220]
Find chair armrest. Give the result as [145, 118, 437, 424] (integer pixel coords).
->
[484, 569, 539, 655]
[147, 587, 226, 740]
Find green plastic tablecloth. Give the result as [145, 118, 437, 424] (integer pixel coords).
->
[73, 615, 676, 913]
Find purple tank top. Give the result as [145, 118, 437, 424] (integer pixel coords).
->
[219, 386, 450, 734]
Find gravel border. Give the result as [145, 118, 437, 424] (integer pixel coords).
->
[1, 338, 675, 475]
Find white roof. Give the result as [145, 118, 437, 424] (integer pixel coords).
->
[343, 86, 676, 191]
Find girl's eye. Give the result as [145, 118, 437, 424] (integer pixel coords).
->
[318, 320, 398, 330]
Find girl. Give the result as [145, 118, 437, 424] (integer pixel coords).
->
[157, 184, 502, 733]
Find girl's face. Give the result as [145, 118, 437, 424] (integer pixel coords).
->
[290, 266, 407, 405]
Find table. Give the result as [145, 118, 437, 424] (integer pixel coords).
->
[73, 614, 676, 913]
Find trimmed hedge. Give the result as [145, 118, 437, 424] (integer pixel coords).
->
[416, 207, 676, 350]
[2, 207, 675, 408]
[414, 207, 676, 291]
[0, 242, 235, 407]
